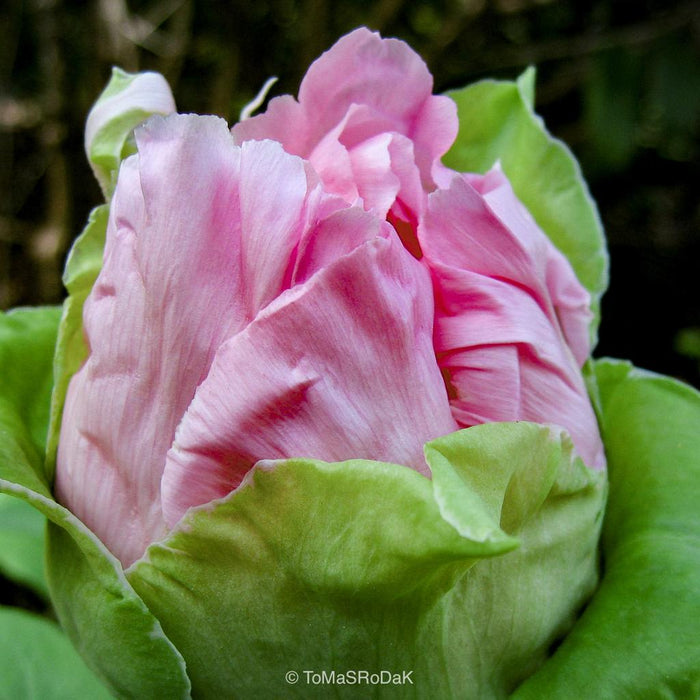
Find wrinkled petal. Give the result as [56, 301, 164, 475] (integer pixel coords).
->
[470, 168, 593, 363]
[56, 116, 361, 566]
[421, 174, 605, 469]
[231, 27, 457, 209]
[161, 234, 457, 527]
[57, 115, 247, 566]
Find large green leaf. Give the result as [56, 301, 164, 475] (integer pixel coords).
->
[0, 493, 47, 598]
[0, 606, 113, 699]
[0, 307, 61, 492]
[444, 70, 609, 345]
[512, 360, 700, 698]
[128, 422, 605, 698]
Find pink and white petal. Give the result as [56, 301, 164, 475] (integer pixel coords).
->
[413, 93, 459, 187]
[441, 345, 523, 425]
[432, 266, 578, 384]
[291, 207, 392, 285]
[57, 115, 253, 566]
[421, 174, 551, 307]
[544, 245, 594, 365]
[308, 128, 360, 204]
[161, 234, 457, 527]
[347, 133, 401, 218]
[237, 139, 313, 314]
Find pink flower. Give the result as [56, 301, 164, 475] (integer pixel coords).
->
[57, 30, 605, 569]
[56, 114, 457, 567]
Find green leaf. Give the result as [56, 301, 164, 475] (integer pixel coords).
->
[0, 494, 47, 597]
[444, 70, 609, 345]
[0, 306, 61, 493]
[45, 205, 108, 480]
[127, 422, 605, 698]
[512, 361, 700, 698]
[45, 518, 191, 699]
[0, 476, 191, 699]
[0, 606, 113, 699]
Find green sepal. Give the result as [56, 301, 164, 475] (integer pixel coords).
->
[0, 606, 113, 699]
[86, 67, 175, 199]
[512, 360, 700, 698]
[0, 306, 61, 491]
[45, 205, 108, 480]
[127, 422, 605, 698]
[444, 69, 609, 346]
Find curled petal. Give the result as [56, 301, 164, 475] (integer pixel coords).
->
[232, 28, 457, 206]
[422, 174, 605, 469]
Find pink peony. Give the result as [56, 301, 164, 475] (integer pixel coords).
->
[57, 29, 605, 569]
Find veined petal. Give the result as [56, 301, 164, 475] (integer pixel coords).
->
[56, 115, 249, 566]
[231, 28, 457, 195]
[56, 116, 354, 567]
[473, 168, 593, 364]
[161, 234, 457, 527]
[422, 175, 605, 469]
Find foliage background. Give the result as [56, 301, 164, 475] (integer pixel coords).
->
[1, 0, 699, 391]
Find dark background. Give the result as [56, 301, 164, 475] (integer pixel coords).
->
[2, 0, 699, 388]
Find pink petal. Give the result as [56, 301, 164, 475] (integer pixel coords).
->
[56, 116, 356, 566]
[161, 233, 457, 527]
[422, 174, 605, 469]
[57, 114, 248, 566]
[467, 167, 593, 363]
[232, 28, 457, 203]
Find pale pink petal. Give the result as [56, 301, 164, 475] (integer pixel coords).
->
[161, 234, 457, 527]
[236, 139, 314, 314]
[296, 28, 434, 147]
[56, 117, 354, 566]
[290, 206, 388, 285]
[472, 167, 593, 364]
[231, 27, 458, 200]
[413, 94, 459, 188]
[346, 133, 401, 217]
[57, 114, 249, 566]
[308, 125, 360, 204]
[232, 94, 307, 153]
[421, 175, 605, 469]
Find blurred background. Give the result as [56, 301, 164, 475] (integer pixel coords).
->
[1, 0, 699, 387]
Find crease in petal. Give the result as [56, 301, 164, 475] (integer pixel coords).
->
[161, 233, 457, 527]
[420, 173, 605, 470]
